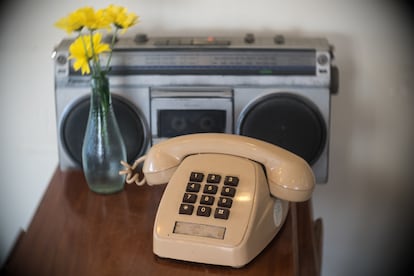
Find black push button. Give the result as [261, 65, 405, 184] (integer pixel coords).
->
[200, 195, 215, 205]
[197, 206, 211, 217]
[218, 197, 233, 208]
[207, 174, 221, 183]
[203, 184, 218, 194]
[214, 208, 230, 220]
[190, 172, 204, 182]
[186, 182, 201, 193]
[182, 193, 197, 203]
[221, 186, 236, 197]
[224, 176, 239, 186]
[179, 204, 194, 215]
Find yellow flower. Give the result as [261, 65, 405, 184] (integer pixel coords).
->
[68, 33, 110, 75]
[54, 9, 85, 33]
[83, 7, 111, 30]
[106, 4, 139, 32]
[55, 5, 139, 75]
[54, 6, 111, 33]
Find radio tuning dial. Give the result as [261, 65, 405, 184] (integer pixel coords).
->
[244, 33, 255, 44]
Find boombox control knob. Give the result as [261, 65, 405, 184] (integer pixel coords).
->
[244, 33, 255, 44]
[135, 33, 149, 43]
[56, 55, 67, 65]
[317, 54, 329, 66]
[274, 35, 285, 44]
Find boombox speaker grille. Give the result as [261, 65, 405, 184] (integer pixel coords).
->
[61, 95, 147, 167]
[239, 93, 326, 165]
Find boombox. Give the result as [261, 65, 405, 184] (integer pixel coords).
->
[53, 34, 338, 183]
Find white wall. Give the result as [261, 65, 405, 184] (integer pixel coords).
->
[1, 1, 413, 275]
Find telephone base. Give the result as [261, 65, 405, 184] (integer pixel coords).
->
[153, 153, 289, 268]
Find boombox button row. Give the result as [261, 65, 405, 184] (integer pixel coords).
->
[154, 38, 231, 46]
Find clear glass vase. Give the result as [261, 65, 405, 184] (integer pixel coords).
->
[82, 73, 126, 194]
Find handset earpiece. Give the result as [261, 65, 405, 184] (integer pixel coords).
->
[265, 159, 315, 202]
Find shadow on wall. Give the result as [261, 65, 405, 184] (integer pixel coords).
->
[313, 30, 414, 275]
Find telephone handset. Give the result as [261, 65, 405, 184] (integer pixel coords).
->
[137, 133, 315, 267]
[143, 133, 314, 202]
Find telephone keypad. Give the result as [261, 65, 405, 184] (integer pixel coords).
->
[180, 172, 238, 220]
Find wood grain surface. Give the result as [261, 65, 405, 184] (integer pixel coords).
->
[2, 168, 321, 276]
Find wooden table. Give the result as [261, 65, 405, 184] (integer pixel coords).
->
[2, 168, 322, 276]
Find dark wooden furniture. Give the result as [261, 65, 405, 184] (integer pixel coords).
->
[3, 168, 322, 276]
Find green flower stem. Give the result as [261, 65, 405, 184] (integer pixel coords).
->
[105, 27, 119, 71]
[89, 30, 103, 76]
[91, 76, 109, 144]
[78, 28, 117, 116]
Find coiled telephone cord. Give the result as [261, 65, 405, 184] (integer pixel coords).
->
[119, 155, 147, 186]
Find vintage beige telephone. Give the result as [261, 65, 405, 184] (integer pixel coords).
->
[121, 133, 315, 268]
